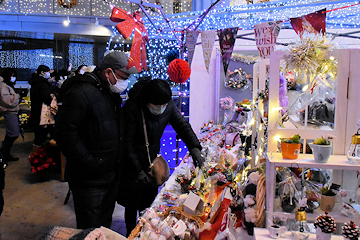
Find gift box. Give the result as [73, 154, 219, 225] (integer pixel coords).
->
[183, 192, 204, 215]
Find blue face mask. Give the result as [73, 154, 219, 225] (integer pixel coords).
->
[44, 72, 50, 79]
[147, 103, 168, 115]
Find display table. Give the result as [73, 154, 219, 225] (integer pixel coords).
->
[254, 227, 343, 240]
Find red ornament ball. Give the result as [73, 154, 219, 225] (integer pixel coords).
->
[167, 59, 191, 83]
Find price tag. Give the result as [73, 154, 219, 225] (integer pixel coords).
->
[172, 219, 187, 236]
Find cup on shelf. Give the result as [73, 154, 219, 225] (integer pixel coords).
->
[269, 225, 287, 239]
[309, 143, 332, 163]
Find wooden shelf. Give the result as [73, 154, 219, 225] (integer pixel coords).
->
[268, 152, 360, 171]
[254, 227, 343, 240]
[273, 204, 360, 225]
[266, 152, 360, 230]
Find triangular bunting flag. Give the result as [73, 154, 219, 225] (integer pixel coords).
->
[201, 30, 217, 73]
[185, 30, 199, 68]
[290, 9, 326, 36]
[254, 20, 283, 59]
[218, 28, 238, 75]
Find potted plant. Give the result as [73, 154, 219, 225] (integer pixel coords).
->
[309, 136, 332, 163]
[280, 134, 301, 159]
[320, 184, 337, 212]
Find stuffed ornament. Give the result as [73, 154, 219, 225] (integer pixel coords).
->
[279, 72, 289, 115]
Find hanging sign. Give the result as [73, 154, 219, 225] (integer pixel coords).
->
[201, 30, 217, 73]
[185, 30, 199, 68]
[290, 9, 326, 36]
[218, 28, 238, 75]
[254, 20, 283, 59]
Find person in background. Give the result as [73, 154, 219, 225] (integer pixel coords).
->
[0, 69, 20, 163]
[75, 65, 87, 75]
[120, 78, 204, 236]
[55, 51, 137, 229]
[28, 65, 53, 156]
[2, 68, 17, 90]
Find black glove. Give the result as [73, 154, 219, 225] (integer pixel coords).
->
[137, 170, 150, 184]
[189, 148, 205, 168]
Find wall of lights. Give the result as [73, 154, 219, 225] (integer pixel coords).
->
[0, 44, 94, 70]
[0, 0, 194, 16]
[68, 43, 94, 68]
[0, 49, 54, 69]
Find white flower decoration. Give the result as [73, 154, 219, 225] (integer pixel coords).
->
[244, 207, 257, 223]
[244, 195, 256, 207]
[248, 172, 261, 185]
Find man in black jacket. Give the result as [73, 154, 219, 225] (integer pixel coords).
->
[55, 51, 137, 229]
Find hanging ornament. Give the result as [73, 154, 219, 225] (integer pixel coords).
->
[224, 68, 251, 90]
[58, 0, 77, 8]
[167, 59, 191, 84]
[231, 53, 260, 65]
[110, 7, 149, 72]
[283, 33, 337, 75]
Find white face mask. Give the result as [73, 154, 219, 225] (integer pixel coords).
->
[79, 70, 85, 75]
[147, 103, 168, 115]
[108, 69, 129, 93]
[10, 77, 16, 82]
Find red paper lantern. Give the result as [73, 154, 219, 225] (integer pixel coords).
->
[167, 59, 191, 83]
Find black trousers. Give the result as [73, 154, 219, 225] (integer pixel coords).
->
[69, 182, 118, 229]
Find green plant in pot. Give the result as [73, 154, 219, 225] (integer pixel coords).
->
[320, 184, 337, 212]
[309, 136, 332, 163]
[280, 134, 301, 159]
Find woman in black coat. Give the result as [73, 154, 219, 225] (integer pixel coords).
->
[120, 78, 204, 236]
[28, 65, 53, 148]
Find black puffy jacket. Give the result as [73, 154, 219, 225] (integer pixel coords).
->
[28, 74, 52, 126]
[123, 93, 201, 176]
[55, 71, 122, 187]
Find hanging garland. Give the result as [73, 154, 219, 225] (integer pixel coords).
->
[58, 0, 77, 8]
[231, 53, 260, 65]
[224, 68, 251, 90]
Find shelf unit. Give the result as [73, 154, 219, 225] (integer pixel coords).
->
[266, 152, 360, 225]
[254, 227, 344, 240]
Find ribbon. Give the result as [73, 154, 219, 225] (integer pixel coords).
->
[110, 7, 148, 72]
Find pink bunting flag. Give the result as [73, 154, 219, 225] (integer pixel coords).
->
[254, 20, 283, 59]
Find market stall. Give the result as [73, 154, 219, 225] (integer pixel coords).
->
[101, 1, 360, 239]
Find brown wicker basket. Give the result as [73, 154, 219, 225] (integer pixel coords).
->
[128, 205, 205, 240]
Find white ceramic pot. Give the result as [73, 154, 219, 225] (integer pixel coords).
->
[316, 227, 332, 240]
[309, 143, 332, 163]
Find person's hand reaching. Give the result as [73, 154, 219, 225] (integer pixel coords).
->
[189, 148, 205, 168]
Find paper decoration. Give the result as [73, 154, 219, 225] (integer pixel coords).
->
[201, 30, 217, 73]
[254, 20, 283, 59]
[185, 30, 199, 67]
[167, 59, 191, 83]
[290, 9, 326, 36]
[110, 7, 148, 72]
[218, 28, 238, 75]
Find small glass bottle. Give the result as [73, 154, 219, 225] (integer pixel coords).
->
[347, 129, 360, 164]
[291, 206, 311, 240]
